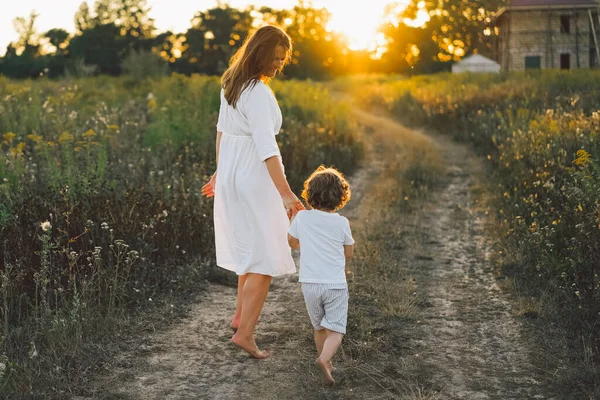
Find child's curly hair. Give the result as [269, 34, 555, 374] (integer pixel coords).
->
[301, 166, 351, 211]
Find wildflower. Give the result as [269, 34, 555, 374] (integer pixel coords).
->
[27, 134, 42, 142]
[148, 97, 157, 111]
[9, 142, 26, 156]
[82, 129, 96, 138]
[573, 149, 591, 166]
[2, 132, 16, 143]
[101, 222, 109, 230]
[107, 125, 119, 132]
[58, 132, 74, 143]
[40, 221, 52, 231]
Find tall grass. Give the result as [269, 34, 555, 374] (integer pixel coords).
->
[342, 70, 600, 395]
[0, 74, 362, 397]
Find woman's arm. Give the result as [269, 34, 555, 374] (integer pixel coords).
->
[265, 156, 305, 218]
[264, 156, 292, 196]
[216, 131, 222, 167]
[201, 131, 222, 198]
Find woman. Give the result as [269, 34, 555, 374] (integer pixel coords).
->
[201, 25, 304, 359]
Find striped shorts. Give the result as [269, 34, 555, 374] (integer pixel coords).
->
[301, 283, 349, 334]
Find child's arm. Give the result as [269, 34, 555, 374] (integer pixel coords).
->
[288, 234, 300, 249]
[344, 244, 354, 258]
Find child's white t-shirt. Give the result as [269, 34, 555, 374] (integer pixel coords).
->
[288, 210, 355, 284]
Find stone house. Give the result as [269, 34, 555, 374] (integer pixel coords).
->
[495, 0, 600, 71]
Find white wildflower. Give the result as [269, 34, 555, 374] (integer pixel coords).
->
[40, 221, 52, 231]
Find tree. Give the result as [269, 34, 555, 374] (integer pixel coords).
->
[75, 2, 94, 34]
[181, 4, 253, 75]
[284, 3, 347, 79]
[45, 29, 70, 54]
[401, 0, 505, 61]
[0, 11, 44, 78]
[69, 23, 126, 75]
[12, 11, 40, 55]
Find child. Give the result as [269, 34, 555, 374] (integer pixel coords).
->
[287, 166, 355, 386]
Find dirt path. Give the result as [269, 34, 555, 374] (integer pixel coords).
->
[403, 134, 548, 399]
[83, 108, 550, 400]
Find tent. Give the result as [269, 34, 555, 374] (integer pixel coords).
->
[452, 54, 501, 73]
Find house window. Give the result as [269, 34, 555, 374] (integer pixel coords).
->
[560, 53, 571, 69]
[560, 15, 570, 34]
[525, 56, 541, 69]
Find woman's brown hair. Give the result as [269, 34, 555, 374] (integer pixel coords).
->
[301, 166, 351, 211]
[222, 25, 292, 108]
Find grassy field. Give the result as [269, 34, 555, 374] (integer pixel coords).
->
[0, 75, 362, 397]
[340, 70, 600, 394]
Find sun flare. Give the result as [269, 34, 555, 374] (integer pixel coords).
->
[321, 0, 430, 53]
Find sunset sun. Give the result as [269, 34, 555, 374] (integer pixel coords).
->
[325, 5, 388, 51]
[322, 0, 430, 53]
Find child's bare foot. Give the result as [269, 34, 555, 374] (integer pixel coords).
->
[315, 358, 335, 386]
[230, 315, 240, 331]
[231, 333, 269, 359]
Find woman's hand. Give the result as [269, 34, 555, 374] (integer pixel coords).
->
[282, 191, 305, 219]
[201, 172, 217, 198]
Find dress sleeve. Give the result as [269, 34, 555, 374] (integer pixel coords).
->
[244, 84, 281, 162]
[343, 217, 355, 245]
[216, 89, 226, 133]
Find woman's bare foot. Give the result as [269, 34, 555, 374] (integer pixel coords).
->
[315, 358, 335, 386]
[231, 333, 269, 359]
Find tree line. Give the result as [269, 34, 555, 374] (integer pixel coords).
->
[0, 0, 505, 80]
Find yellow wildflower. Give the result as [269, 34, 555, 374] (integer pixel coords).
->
[3, 132, 16, 143]
[58, 132, 74, 143]
[74, 147, 83, 152]
[573, 149, 591, 166]
[83, 129, 96, 138]
[9, 142, 25, 156]
[148, 98, 157, 111]
[27, 134, 42, 142]
[107, 125, 119, 131]
[47, 141, 56, 147]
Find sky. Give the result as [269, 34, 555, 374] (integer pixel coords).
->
[0, 0, 413, 56]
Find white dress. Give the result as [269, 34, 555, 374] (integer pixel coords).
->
[213, 80, 296, 277]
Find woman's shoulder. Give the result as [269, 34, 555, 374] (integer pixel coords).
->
[241, 80, 275, 109]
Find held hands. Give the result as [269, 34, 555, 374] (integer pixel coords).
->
[282, 191, 305, 220]
[201, 172, 217, 198]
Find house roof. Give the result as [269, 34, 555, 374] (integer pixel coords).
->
[455, 54, 500, 66]
[496, 0, 600, 18]
[509, 0, 598, 6]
